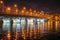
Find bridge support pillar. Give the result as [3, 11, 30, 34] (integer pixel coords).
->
[52, 20, 56, 32]
[0, 19, 3, 39]
[10, 19, 14, 40]
[25, 18, 28, 37]
[0, 19, 3, 32]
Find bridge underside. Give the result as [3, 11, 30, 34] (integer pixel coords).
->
[0, 15, 60, 33]
[0, 13, 60, 40]
[0, 12, 44, 18]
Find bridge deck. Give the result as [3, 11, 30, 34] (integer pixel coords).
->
[0, 12, 44, 18]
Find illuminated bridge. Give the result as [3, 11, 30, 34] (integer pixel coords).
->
[0, 0, 60, 40]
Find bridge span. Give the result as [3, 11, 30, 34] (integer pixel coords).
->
[0, 0, 60, 40]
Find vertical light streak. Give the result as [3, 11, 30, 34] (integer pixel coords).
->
[15, 31, 18, 40]
[7, 31, 11, 40]
[50, 21, 53, 31]
[34, 25, 36, 39]
[44, 21, 48, 33]
[30, 24, 32, 38]
[55, 21, 58, 31]
[48, 20, 51, 31]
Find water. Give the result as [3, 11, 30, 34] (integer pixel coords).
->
[0, 18, 60, 40]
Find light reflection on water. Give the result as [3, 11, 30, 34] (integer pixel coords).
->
[0, 18, 60, 40]
[1, 26, 47, 40]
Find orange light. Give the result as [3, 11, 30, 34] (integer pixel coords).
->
[23, 6, 26, 10]
[55, 16, 58, 20]
[15, 32, 18, 39]
[37, 11, 39, 13]
[26, 11, 29, 14]
[29, 9, 32, 12]
[16, 9, 18, 13]
[34, 10, 36, 13]
[7, 33, 10, 38]
[0, 1, 3, 4]
[6, 7, 11, 13]
[40, 11, 44, 15]
[35, 13, 38, 16]
[30, 12, 32, 15]
[7, 7, 11, 11]
[7, 31, 10, 39]
[55, 21, 58, 31]
[14, 4, 17, 7]
[21, 10, 24, 13]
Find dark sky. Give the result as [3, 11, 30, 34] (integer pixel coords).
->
[4, 0, 60, 13]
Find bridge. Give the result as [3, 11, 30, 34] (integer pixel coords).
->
[0, 0, 60, 40]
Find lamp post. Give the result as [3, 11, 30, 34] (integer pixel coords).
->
[29, 9, 32, 16]
[13, 4, 18, 14]
[6, 7, 11, 13]
[33, 10, 37, 16]
[0, 0, 4, 12]
[21, 6, 26, 15]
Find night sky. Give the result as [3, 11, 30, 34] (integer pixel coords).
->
[4, 0, 60, 13]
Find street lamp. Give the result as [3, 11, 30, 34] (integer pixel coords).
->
[0, 1, 3, 4]
[13, 4, 18, 14]
[26, 11, 29, 15]
[29, 9, 32, 16]
[29, 8, 32, 12]
[14, 4, 17, 8]
[7, 7, 11, 11]
[33, 10, 37, 16]
[6, 7, 11, 13]
[40, 11, 44, 15]
[33, 10, 36, 13]
[0, 0, 4, 12]
[23, 6, 26, 10]
[21, 10, 25, 13]
[21, 6, 26, 15]
[16, 9, 18, 13]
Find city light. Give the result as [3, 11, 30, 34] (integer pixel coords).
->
[30, 11, 32, 15]
[3, 19, 10, 22]
[21, 7, 26, 14]
[0, 1, 60, 40]
[23, 6, 26, 10]
[14, 4, 17, 7]
[21, 10, 25, 13]
[29, 8, 32, 12]
[13, 18, 20, 22]
[55, 16, 58, 20]
[6, 7, 11, 13]
[16, 9, 18, 14]
[0, 1, 56, 19]
[34, 10, 36, 13]
[7, 7, 11, 11]
[0, 0, 59, 20]
[0, 1, 3, 4]
[40, 19, 44, 22]
[26, 11, 29, 15]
